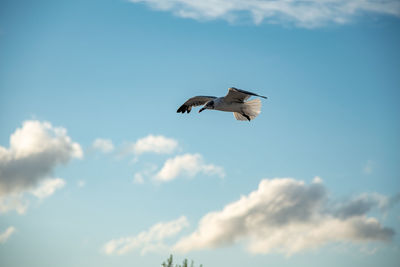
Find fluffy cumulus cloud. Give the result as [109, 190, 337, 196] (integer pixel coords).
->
[130, 0, 400, 28]
[155, 153, 225, 182]
[92, 138, 114, 153]
[0, 120, 82, 213]
[0, 226, 16, 244]
[174, 177, 395, 255]
[103, 216, 189, 255]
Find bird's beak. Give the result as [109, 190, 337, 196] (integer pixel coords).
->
[199, 107, 206, 113]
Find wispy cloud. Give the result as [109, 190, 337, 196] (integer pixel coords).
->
[174, 177, 395, 255]
[92, 138, 114, 153]
[0, 193, 28, 214]
[133, 173, 145, 184]
[155, 153, 225, 182]
[130, 0, 400, 28]
[103, 216, 189, 255]
[133, 164, 158, 184]
[30, 178, 66, 199]
[0, 226, 16, 244]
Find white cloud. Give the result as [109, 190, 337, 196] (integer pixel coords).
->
[0, 120, 82, 197]
[103, 216, 189, 255]
[92, 138, 114, 153]
[0, 120, 81, 214]
[174, 178, 394, 255]
[30, 178, 66, 199]
[0, 193, 28, 214]
[0, 178, 66, 214]
[133, 164, 158, 184]
[131, 135, 178, 156]
[0, 226, 16, 244]
[130, 0, 400, 28]
[155, 153, 225, 182]
[334, 192, 391, 219]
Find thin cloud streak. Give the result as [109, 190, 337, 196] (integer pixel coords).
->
[130, 0, 400, 28]
[92, 138, 115, 153]
[30, 178, 66, 199]
[103, 216, 189, 255]
[0, 226, 16, 243]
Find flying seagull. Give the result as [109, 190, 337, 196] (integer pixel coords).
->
[177, 87, 267, 121]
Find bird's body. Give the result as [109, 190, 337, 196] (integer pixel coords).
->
[208, 97, 235, 112]
[177, 87, 267, 121]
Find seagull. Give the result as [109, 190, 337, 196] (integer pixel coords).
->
[177, 87, 267, 121]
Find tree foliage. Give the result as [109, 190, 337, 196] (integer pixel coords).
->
[161, 255, 203, 267]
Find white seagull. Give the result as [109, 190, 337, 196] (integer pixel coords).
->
[177, 87, 267, 121]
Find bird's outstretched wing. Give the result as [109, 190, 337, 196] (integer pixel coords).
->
[224, 87, 267, 103]
[177, 96, 217, 113]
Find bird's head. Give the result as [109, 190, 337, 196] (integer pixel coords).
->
[199, 100, 214, 113]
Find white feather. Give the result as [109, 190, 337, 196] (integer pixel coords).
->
[233, 112, 248, 121]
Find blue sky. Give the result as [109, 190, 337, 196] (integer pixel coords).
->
[1, 0, 400, 266]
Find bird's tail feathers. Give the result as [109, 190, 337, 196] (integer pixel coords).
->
[234, 112, 248, 121]
[233, 99, 262, 121]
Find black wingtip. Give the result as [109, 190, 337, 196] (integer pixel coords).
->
[177, 105, 188, 113]
[243, 113, 251, 121]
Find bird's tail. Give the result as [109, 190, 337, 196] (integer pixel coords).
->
[233, 99, 262, 121]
